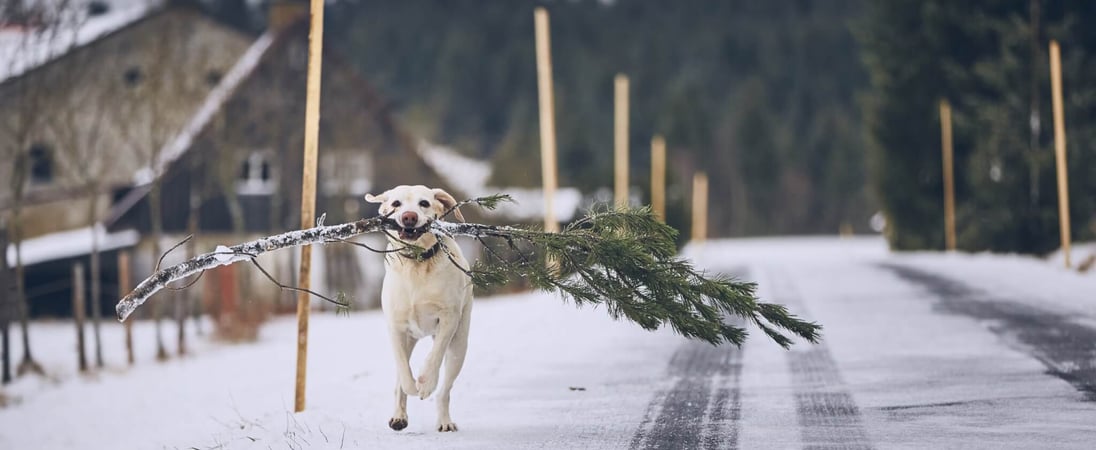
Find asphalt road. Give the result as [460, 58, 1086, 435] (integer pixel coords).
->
[626, 245, 1096, 449]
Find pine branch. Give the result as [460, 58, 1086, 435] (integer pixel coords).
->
[434, 207, 821, 347]
[116, 196, 821, 348]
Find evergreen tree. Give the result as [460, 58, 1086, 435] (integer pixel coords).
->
[860, 0, 1096, 253]
[327, 0, 871, 236]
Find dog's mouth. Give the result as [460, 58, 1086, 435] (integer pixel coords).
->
[398, 224, 429, 241]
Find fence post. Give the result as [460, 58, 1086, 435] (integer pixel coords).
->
[692, 172, 708, 243]
[939, 99, 957, 251]
[651, 135, 666, 221]
[118, 251, 134, 365]
[294, 0, 327, 413]
[73, 262, 88, 372]
[534, 7, 559, 233]
[1049, 40, 1072, 269]
[614, 74, 630, 208]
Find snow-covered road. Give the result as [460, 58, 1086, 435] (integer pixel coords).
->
[3, 236, 1096, 449]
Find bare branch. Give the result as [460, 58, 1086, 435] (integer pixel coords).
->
[116, 216, 387, 321]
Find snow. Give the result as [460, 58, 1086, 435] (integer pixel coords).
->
[416, 141, 583, 223]
[5, 224, 139, 266]
[4, 235, 1096, 448]
[1, 293, 680, 449]
[0, 0, 158, 84]
[1046, 241, 1096, 270]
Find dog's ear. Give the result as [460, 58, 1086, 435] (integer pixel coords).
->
[433, 188, 464, 222]
[364, 192, 387, 203]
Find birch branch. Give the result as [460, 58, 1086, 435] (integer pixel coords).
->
[115, 216, 387, 321]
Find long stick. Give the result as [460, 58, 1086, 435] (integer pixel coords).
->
[614, 74, 630, 209]
[534, 8, 559, 233]
[692, 172, 708, 242]
[939, 99, 956, 251]
[1049, 40, 1071, 269]
[651, 135, 666, 221]
[295, 0, 326, 412]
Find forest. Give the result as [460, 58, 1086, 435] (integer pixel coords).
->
[216, 0, 1096, 254]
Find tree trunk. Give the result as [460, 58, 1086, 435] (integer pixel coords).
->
[11, 211, 43, 376]
[1, 225, 12, 384]
[0, 322, 10, 384]
[149, 182, 168, 361]
[73, 263, 88, 372]
[1028, 0, 1042, 206]
[88, 190, 104, 368]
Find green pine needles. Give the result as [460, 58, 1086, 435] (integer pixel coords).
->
[432, 196, 821, 348]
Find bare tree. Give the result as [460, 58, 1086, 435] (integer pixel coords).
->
[1, 219, 12, 384]
[0, 0, 84, 377]
[52, 50, 115, 369]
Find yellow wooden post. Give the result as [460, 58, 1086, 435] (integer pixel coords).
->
[534, 7, 559, 233]
[1050, 40, 1072, 268]
[650, 135, 666, 221]
[295, 0, 325, 413]
[691, 172, 708, 242]
[939, 99, 956, 251]
[118, 251, 134, 365]
[614, 74, 629, 209]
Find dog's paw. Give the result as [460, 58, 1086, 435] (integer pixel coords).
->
[437, 421, 458, 432]
[416, 373, 438, 400]
[388, 416, 409, 431]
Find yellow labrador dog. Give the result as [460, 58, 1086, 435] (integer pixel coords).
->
[365, 185, 472, 432]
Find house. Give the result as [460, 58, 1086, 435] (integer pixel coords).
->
[1, 0, 466, 317]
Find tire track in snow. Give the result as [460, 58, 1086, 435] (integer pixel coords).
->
[882, 263, 1096, 401]
[630, 271, 746, 449]
[768, 269, 873, 450]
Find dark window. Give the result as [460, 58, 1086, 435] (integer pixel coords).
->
[28, 144, 53, 184]
[260, 160, 270, 181]
[206, 70, 223, 86]
[123, 67, 142, 86]
[88, 1, 110, 16]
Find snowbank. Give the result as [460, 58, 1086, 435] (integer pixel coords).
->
[5, 224, 139, 266]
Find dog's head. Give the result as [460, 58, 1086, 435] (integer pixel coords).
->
[365, 185, 464, 242]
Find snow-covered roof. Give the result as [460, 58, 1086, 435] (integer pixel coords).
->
[416, 141, 582, 222]
[6, 224, 140, 266]
[0, 0, 159, 85]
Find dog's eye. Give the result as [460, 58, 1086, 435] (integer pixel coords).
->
[419, 200, 430, 208]
[391, 201, 401, 208]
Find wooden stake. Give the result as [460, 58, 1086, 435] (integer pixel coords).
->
[73, 262, 87, 372]
[1050, 40, 1072, 269]
[534, 7, 559, 233]
[939, 99, 957, 251]
[295, 0, 326, 413]
[118, 251, 133, 365]
[651, 135, 666, 221]
[692, 172, 708, 243]
[614, 74, 630, 209]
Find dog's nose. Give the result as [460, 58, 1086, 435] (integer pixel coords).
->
[400, 211, 419, 227]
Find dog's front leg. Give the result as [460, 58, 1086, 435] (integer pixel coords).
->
[416, 313, 460, 400]
[389, 334, 417, 431]
[388, 327, 418, 397]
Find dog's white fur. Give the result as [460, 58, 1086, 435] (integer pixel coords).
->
[365, 185, 472, 432]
